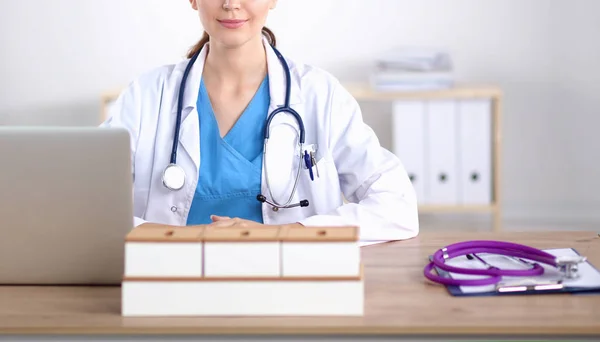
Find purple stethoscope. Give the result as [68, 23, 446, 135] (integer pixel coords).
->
[424, 240, 587, 287]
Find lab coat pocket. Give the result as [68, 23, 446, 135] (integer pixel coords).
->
[296, 153, 341, 216]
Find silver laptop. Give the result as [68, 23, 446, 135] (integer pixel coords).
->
[0, 127, 133, 285]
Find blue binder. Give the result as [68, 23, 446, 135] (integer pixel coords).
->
[430, 248, 600, 297]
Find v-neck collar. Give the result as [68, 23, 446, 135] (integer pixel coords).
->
[198, 75, 269, 141]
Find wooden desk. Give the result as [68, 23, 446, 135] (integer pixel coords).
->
[0, 231, 599, 339]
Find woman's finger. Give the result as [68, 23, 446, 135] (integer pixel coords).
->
[210, 215, 231, 221]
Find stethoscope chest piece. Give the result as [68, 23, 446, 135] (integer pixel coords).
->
[162, 164, 186, 191]
[556, 255, 587, 279]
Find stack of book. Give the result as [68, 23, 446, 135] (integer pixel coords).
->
[370, 47, 454, 91]
[121, 225, 364, 316]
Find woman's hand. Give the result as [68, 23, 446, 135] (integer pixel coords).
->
[209, 215, 264, 228]
[209, 215, 303, 229]
[136, 217, 304, 230]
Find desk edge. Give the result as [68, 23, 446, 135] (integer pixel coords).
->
[1, 325, 599, 336]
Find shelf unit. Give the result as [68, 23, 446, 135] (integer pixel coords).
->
[344, 83, 503, 232]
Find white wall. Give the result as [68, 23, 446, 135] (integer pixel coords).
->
[1, 0, 599, 222]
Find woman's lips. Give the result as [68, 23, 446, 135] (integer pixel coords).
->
[218, 19, 248, 29]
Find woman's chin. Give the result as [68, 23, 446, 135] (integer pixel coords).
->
[209, 31, 262, 49]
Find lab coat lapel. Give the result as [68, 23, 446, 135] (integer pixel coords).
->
[264, 40, 302, 110]
[179, 109, 200, 168]
[261, 42, 304, 210]
[174, 45, 209, 171]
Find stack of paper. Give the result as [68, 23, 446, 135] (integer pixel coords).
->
[370, 47, 454, 91]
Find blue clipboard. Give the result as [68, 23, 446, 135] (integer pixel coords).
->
[429, 248, 600, 297]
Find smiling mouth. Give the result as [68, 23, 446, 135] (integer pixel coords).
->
[217, 19, 248, 29]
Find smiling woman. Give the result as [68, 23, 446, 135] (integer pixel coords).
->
[100, 0, 419, 243]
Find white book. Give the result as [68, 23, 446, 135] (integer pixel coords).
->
[122, 278, 364, 316]
[281, 226, 360, 277]
[371, 70, 454, 84]
[124, 227, 204, 278]
[203, 227, 281, 277]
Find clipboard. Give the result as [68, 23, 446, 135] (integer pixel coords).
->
[430, 248, 600, 297]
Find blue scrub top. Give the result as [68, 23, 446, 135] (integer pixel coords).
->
[186, 76, 269, 225]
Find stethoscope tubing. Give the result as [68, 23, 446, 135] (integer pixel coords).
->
[440, 240, 557, 262]
[171, 48, 202, 165]
[424, 240, 559, 287]
[164, 43, 309, 210]
[432, 247, 546, 276]
[423, 262, 502, 287]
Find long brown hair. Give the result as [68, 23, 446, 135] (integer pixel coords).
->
[186, 27, 277, 59]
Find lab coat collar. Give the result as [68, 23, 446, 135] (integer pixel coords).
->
[172, 43, 208, 117]
[174, 44, 207, 170]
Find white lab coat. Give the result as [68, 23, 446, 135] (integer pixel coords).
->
[102, 39, 419, 243]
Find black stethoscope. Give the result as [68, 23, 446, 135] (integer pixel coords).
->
[161, 44, 312, 211]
